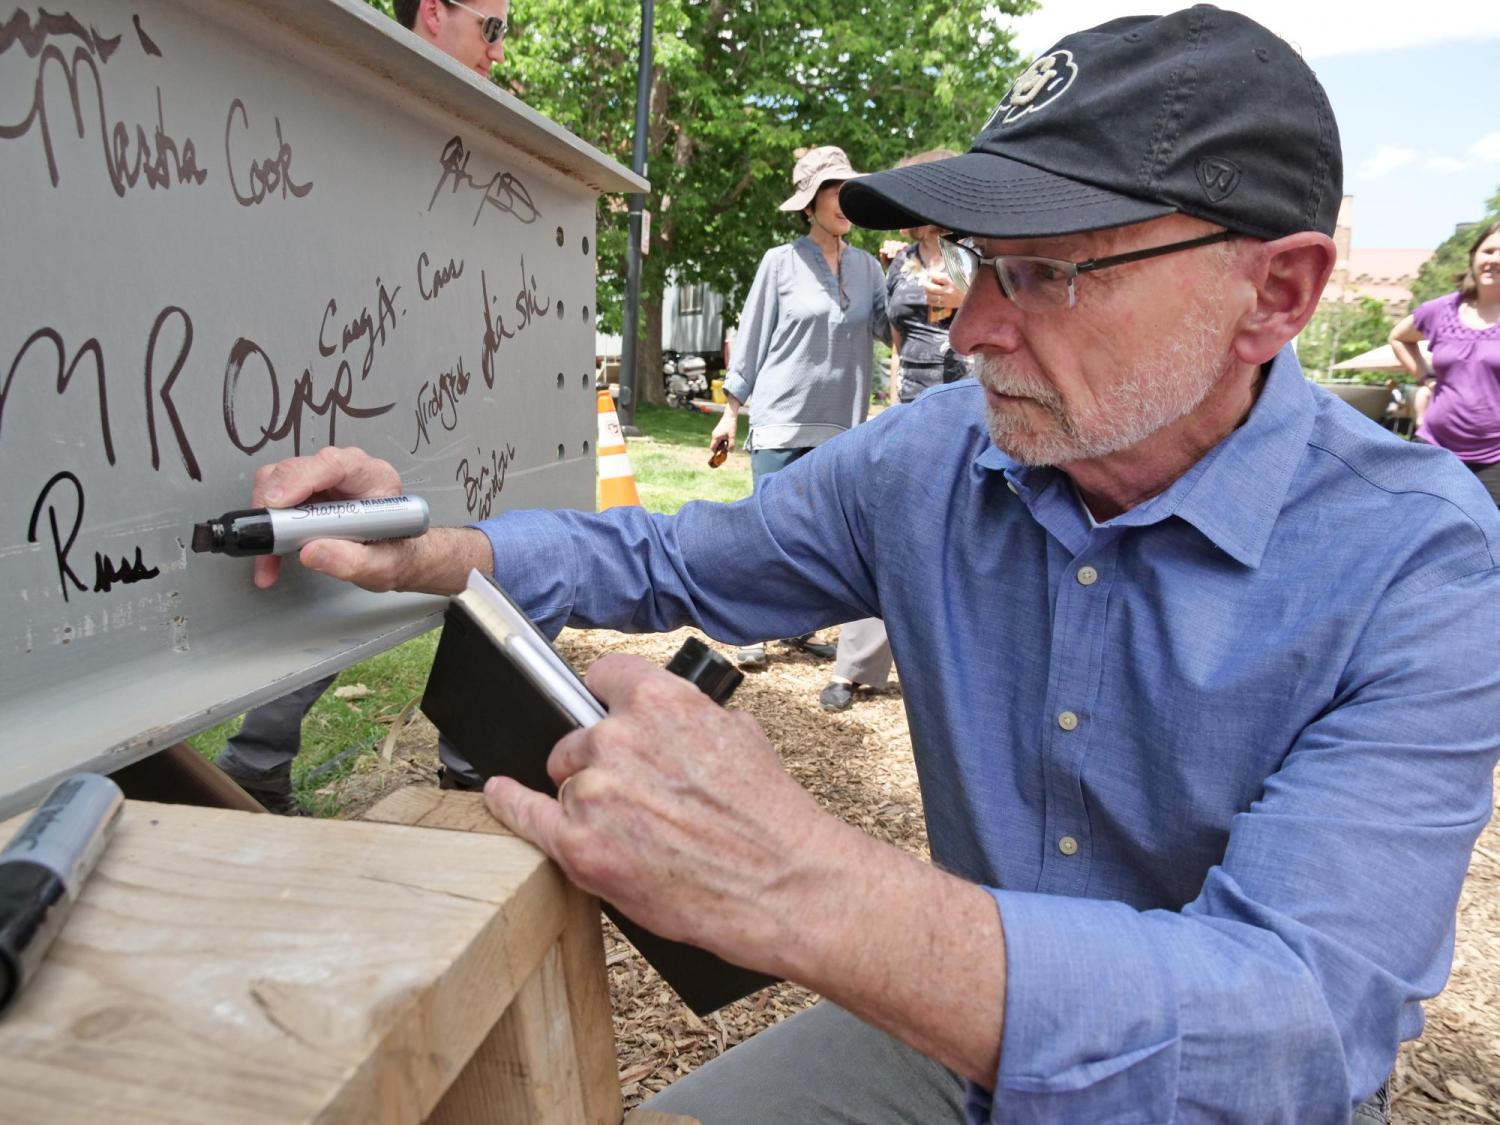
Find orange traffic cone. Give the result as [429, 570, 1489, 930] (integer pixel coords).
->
[597, 389, 642, 510]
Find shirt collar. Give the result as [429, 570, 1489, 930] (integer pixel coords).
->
[975, 346, 1315, 567]
[793, 236, 845, 299]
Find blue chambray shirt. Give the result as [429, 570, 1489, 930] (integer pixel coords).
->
[476, 347, 1500, 1122]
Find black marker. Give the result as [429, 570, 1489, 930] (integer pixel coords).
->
[191, 496, 430, 557]
[0, 773, 124, 1016]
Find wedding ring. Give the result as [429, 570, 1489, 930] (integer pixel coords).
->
[556, 775, 576, 809]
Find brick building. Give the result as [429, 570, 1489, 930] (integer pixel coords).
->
[1326, 195, 1432, 316]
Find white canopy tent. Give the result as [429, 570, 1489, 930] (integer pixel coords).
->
[1330, 341, 1433, 373]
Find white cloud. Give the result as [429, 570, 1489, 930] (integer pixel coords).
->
[1354, 134, 1498, 182]
[1002, 1, 1500, 60]
[1423, 156, 1470, 174]
[1469, 132, 1500, 163]
[1357, 146, 1418, 181]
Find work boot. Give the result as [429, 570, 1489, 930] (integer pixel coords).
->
[214, 755, 304, 816]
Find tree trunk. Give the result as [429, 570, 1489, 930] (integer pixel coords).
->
[626, 60, 670, 412]
[639, 290, 665, 406]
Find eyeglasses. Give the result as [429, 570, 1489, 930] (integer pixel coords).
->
[448, 0, 508, 43]
[938, 229, 1236, 312]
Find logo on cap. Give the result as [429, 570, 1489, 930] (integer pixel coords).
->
[986, 51, 1077, 129]
[1195, 157, 1241, 203]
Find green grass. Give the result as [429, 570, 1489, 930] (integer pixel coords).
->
[188, 634, 441, 815]
[629, 401, 739, 447]
[191, 402, 752, 813]
[623, 403, 752, 513]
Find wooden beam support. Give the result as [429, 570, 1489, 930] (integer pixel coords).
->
[363, 789, 623, 1125]
[430, 944, 586, 1124]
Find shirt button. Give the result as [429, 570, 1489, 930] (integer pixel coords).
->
[1006, 479, 1020, 495]
[1058, 835, 1079, 856]
[1077, 565, 1098, 586]
[1058, 710, 1079, 731]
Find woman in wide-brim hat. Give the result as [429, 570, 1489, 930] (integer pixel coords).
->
[817, 148, 969, 714]
[709, 145, 890, 670]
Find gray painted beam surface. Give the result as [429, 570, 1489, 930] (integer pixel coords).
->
[0, 0, 640, 814]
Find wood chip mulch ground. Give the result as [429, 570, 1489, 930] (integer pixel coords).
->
[332, 625, 1500, 1120]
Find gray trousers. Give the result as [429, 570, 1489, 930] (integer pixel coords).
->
[834, 617, 892, 688]
[644, 1002, 965, 1124]
[218, 674, 477, 785]
[749, 445, 813, 485]
[751, 449, 891, 682]
[643, 1000, 1392, 1123]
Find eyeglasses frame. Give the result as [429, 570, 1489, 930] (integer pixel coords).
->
[447, 0, 508, 44]
[940, 229, 1237, 310]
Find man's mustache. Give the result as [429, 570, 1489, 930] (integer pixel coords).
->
[973, 356, 1063, 410]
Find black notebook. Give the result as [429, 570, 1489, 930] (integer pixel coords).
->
[421, 570, 779, 1015]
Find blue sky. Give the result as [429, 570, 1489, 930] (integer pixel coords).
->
[1002, 2, 1500, 250]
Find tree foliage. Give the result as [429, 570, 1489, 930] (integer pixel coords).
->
[1409, 184, 1500, 309]
[509, 1, 1035, 410]
[359, 0, 1032, 400]
[1298, 295, 1394, 379]
[499, 0, 1032, 333]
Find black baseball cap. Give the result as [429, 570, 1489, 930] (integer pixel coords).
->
[840, 5, 1342, 241]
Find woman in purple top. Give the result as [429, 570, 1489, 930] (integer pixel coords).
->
[1390, 220, 1500, 503]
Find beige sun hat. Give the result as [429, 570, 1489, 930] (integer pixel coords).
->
[779, 145, 865, 212]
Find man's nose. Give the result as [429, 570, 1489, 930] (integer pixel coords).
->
[487, 41, 506, 66]
[949, 271, 1024, 356]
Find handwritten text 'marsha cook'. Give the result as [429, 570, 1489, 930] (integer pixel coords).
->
[1, 8, 316, 207]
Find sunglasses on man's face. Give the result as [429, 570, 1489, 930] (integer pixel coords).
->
[448, 0, 508, 44]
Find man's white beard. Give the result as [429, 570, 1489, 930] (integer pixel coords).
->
[974, 308, 1228, 466]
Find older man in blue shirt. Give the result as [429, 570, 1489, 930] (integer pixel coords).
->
[249, 7, 1500, 1122]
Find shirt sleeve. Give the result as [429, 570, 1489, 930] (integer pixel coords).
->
[1410, 294, 1448, 340]
[886, 252, 903, 300]
[722, 248, 782, 405]
[470, 410, 894, 640]
[867, 251, 891, 347]
[980, 561, 1500, 1122]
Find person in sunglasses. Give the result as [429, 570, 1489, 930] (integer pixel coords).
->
[396, 0, 509, 78]
[241, 8, 1497, 1122]
[211, 0, 509, 813]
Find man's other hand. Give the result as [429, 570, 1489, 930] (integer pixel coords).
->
[483, 653, 841, 976]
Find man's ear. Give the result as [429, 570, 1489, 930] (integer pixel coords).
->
[1230, 233, 1336, 366]
[419, 0, 445, 37]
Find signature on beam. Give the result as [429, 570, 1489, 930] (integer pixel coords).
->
[426, 136, 539, 227]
